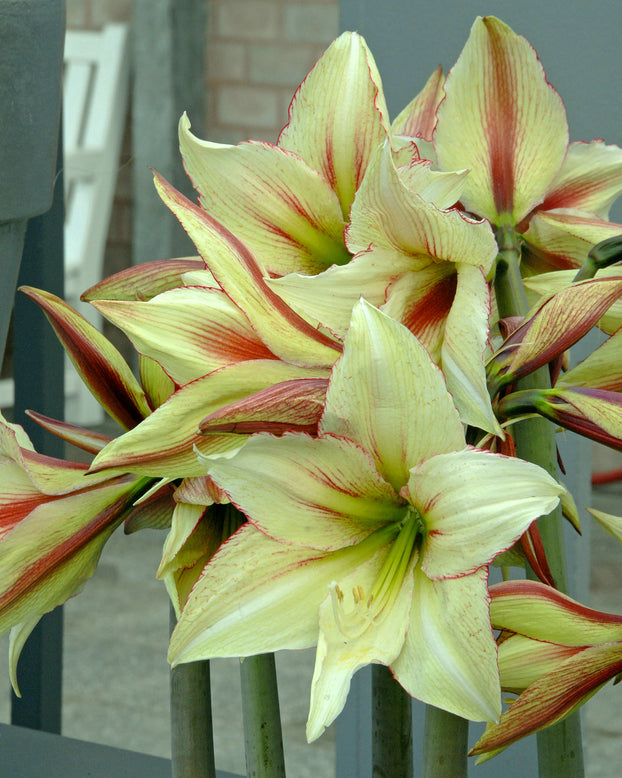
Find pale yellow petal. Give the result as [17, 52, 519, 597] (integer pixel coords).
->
[441, 265, 501, 434]
[347, 142, 497, 273]
[154, 174, 342, 369]
[307, 544, 415, 741]
[278, 32, 390, 219]
[205, 432, 404, 551]
[392, 66, 444, 142]
[168, 522, 397, 665]
[392, 568, 501, 722]
[522, 209, 622, 273]
[435, 16, 568, 223]
[179, 115, 349, 275]
[542, 140, 622, 219]
[321, 301, 465, 492]
[405, 449, 562, 578]
[94, 287, 275, 385]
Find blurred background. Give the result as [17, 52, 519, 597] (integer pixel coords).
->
[1, 2, 621, 776]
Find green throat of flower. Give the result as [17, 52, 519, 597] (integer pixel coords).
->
[330, 506, 425, 640]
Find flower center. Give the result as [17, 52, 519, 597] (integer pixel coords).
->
[330, 506, 424, 639]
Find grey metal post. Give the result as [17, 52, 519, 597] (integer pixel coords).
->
[0, 0, 65, 733]
[132, 0, 207, 266]
[10, 127, 65, 731]
[133, 6, 215, 774]
[336, 1, 619, 774]
[0, 0, 65, 357]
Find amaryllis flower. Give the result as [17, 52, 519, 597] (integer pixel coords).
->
[471, 579, 622, 761]
[432, 16, 622, 274]
[178, 31, 389, 277]
[175, 27, 501, 434]
[168, 300, 564, 740]
[269, 141, 500, 433]
[0, 413, 166, 693]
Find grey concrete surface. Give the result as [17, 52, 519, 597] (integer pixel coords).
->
[0, 444, 621, 776]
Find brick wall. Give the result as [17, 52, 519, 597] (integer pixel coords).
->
[208, 0, 339, 143]
[67, 0, 339, 143]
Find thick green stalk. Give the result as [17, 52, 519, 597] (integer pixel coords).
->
[494, 229, 584, 776]
[507, 401, 569, 592]
[169, 503, 247, 778]
[494, 227, 530, 318]
[240, 653, 286, 778]
[372, 664, 413, 778]
[421, 707, 467, 778]
[170, 605, 216, 778]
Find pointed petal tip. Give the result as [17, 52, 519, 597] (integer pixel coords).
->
[436, 14, 568, 223]
[305, 718, 325, 744]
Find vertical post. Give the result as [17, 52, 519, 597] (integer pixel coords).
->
[0, 0, 66, 733]
[0, 0, 65, 356]
[10, 127, 66, 734]
[132, 0, 207, 266]
[0, 221, 27, 358]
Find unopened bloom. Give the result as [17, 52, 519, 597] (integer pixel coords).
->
[0, 413, 160, 693]
[168, 301, 564, 740]
[471, 579, 622, 760]
[523, 267, 622, 335]
[486, 276, 622, 397]
[497, 326, 622, 450]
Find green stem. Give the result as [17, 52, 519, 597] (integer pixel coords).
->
[573, 255, 601, 282]
[494, 231, 584, 776]
[168, 502, 246, 778]
[240, 653, 286, 778]
[494, 226, 530, 317]
[573, 234, 622, 281]
[170, 604, 216, 778]
[372, 664, 413, 778]
[511, 412, 569, 591]
[422, 707, 467, 778]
